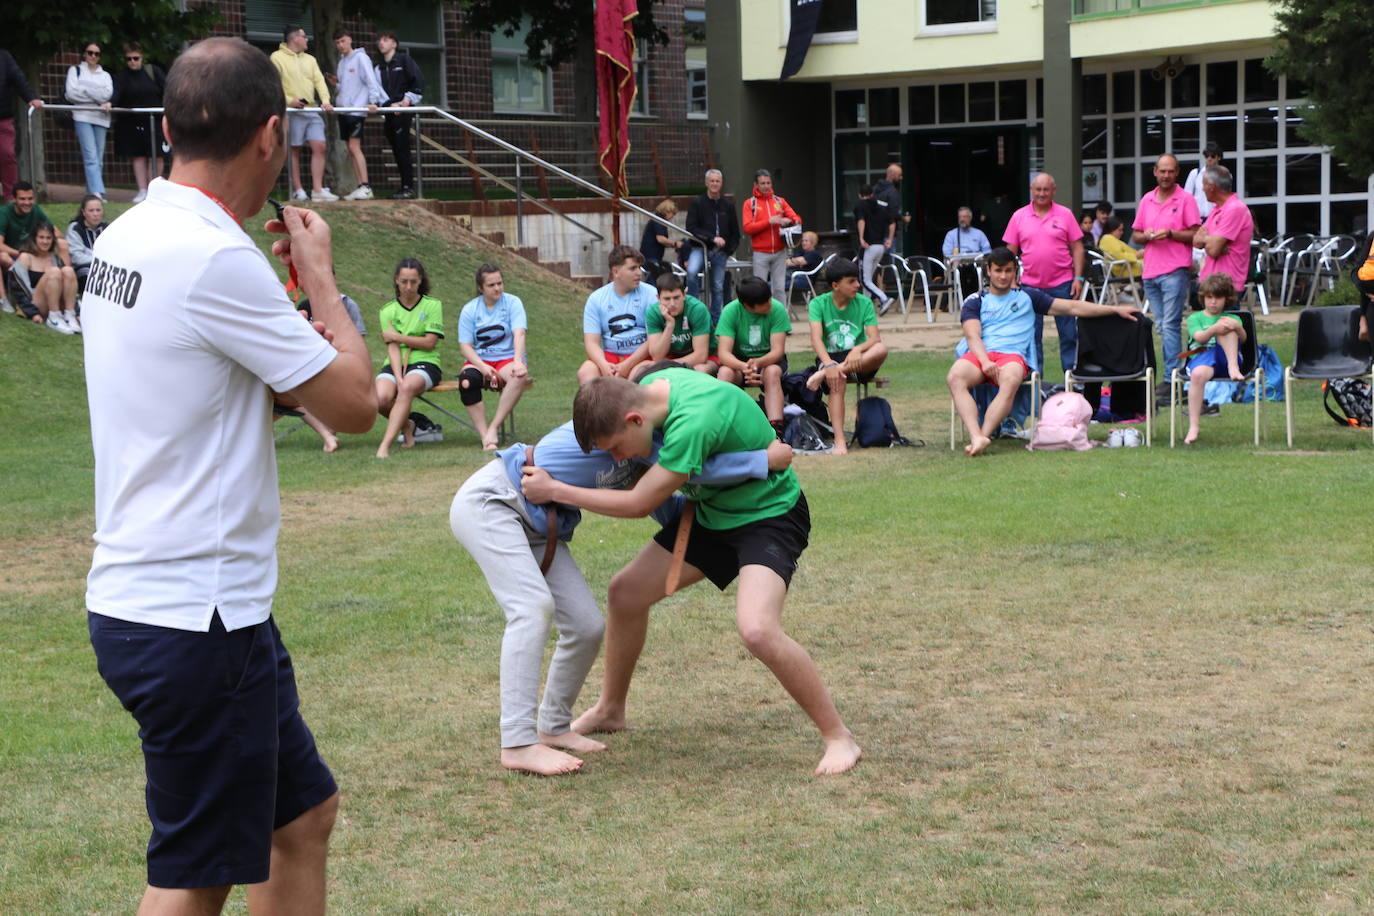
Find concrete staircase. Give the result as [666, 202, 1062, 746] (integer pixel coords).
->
[470, 228, 592, 287]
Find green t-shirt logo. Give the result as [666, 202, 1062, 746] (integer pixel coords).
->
[748, 324, 762, 348]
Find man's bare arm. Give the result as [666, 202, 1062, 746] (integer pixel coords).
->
[522, 463, 689, 518]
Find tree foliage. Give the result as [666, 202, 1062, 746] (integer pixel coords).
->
[8, 0, 217, 77]
[1269, 0, 1374, 177]
[455, 0, 668, 69]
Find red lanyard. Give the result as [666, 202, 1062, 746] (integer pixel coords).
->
[172, 181, 301, 301]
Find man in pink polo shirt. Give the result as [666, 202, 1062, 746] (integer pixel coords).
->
[1194, 164, 1254, 297]
[1132, 153, 1201, 388]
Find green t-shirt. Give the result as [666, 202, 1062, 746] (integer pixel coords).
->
[1185, 310, 1240, 351]
[715, 298, 791, 360]
[379, 295, 445, 368]
[0, 202, 50, 249]
[643, 367, 801, 530]
[808, 291, 876, 352]
[645, 294, 712, 358]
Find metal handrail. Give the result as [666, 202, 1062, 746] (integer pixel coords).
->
[27, 102, 706, 282]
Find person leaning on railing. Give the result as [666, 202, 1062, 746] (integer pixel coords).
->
[0, 48, 44, 201]
[374, 31, 425, 200]
[65, 41, 114, 200]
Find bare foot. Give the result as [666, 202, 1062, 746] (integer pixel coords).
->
[815, 732, 862, 776]
[830, 440, 848, 456]
[805, 372, 824, 392]
[482, 429, 500, 451]
[1229, 367, 1245, 382]
[375, 444, 391, 459]
[1184, 426, 1199, 445]
[321, 433, 339, 453]
[500, 744, 583, 776]
[571, 703, 627, 735]
[539, 730, 608, 754]
[401, 419, 416, 449]
[965, 434, 992, 457]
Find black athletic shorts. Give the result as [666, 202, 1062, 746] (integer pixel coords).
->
[821, 348, 878, 383]
[88, 612, 337, 889]
[653, 491, 810, 591]
[377, 361, 442, 388]
[337, 114, 365, 141]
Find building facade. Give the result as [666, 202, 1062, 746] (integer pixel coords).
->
[709, 0, 1373, 256]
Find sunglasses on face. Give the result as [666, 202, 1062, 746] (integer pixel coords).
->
[85, 50, 101, 57]
[126, 56, 142, 62]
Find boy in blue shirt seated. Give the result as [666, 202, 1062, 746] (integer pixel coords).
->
[949, 247, 1141, 456]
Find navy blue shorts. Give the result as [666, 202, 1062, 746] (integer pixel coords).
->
[89, 612, 337, 889]
[1186, 346, 1234, 375]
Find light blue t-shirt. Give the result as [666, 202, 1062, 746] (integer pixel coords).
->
[955, 287, 1055, 369]
[458, 293, 527, 362]
[582, 281, 656, 355]
[942, 226, 992, 258]
[497, 421, 769, 541]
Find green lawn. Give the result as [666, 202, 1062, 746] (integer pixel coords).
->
[3, 203, 1373, 913]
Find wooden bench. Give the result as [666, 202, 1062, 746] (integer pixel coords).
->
[416, 379, 519, 444]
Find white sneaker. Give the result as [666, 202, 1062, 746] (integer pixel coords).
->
[46, 313, 75, 335]
[344, 184, 374, 201]
[1122, 428, 1143, 448]
[0, 297, 13, 314]
[131, 190, 147, 204]
[311, 188, 339, 202]
[63, 310, 81, 333]
[1106, 429, 1124, 448]
[291, 188, 309, 202]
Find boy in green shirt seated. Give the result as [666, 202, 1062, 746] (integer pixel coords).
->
[645, 273, 714, 373]
[519, 367, 862, 776]
[1182, 272, 1247, 445]
[805, 258, 888, 455]
[714, 275, 791, 434]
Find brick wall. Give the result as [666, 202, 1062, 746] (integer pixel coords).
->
[34, 0, 717, 201]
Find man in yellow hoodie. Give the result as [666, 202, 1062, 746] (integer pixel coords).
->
[271, 25, 336, 202]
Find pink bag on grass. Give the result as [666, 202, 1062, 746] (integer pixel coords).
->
[1026, 392, 1095, 451]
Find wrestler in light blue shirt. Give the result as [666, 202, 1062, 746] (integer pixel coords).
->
[498, 421, 769, 541]
[458, 292, 527, 363]
[953, 287, 1055, 370]
[581, 280, 656, 355]
[942, 225, 992, 258]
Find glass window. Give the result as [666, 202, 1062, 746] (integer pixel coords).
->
[1035, 78, 1044, 119]
[1083, 74, 1106, 116]
[1112, 118, 1135, 157]
[910, 85, 936, 125]
[835, 89, 865, 129]
[818, 0, 858, 33]
[1113, 163, 1136, 203]
[1286, 202, 1320, 234]
[1206, 61, 1237, 107]
[1329, 200, 1368, 237]
[926, 0, 997, 26]
[839, 141, 866, 171]
[686, 50, 707, 118]
[1243, 109, 1278, 151]
[1140, 70, 1165, 110]
[1171, 64, 1199, 109]
[1205, 114, 1237, 157]
[1284, 106, 1312, 148]
[1244, 58, 1278, 103]
[1112, 71, 1134, 114]
[631, 45, 650, 115]
[1331, 161, 1371, 195]
[998, 80, 1026, 120]
[1140, 114, 1165, 156]
[1139, 163, 1156, 200]
[1082, 119, 1106, 159]
[1249, 203, 1276, 239]
[1286, 153, 1321, 196]
[1171, 115, 1199, 154]
[939, 84, 965, 124]
[968, 82, 996, 121]
[869, 88, 900, 127]
[1244, 157, 1277, 198]
[491, 22, 551, 114]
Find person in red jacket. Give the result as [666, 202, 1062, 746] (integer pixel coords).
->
[742, 169, 800, 304]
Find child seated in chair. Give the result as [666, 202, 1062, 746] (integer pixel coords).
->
[948, 247, 1141, 457]
[1182, 272, 1247, 445]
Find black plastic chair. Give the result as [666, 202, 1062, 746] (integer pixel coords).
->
[1284, 305, 1374, 446]
[1065, 314, 1157, 446]
[1169, 310, 1263, 446]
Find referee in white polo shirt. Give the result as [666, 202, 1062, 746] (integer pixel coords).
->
[82, 38, 374, 914]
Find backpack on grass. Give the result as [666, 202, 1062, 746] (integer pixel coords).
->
[853, 396, 919, 448]
[782, 412, 834, 453]
[1322, 378, 1373, 428]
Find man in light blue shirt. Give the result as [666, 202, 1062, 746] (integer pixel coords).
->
[941, 207, 991, 259]
[578, 244, 658, 384]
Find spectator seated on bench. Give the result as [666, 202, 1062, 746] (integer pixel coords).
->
[578, 244, 657, 385]
[804, 257, 887, 456]
[374, 256, 444, 459]
[645, 271, 714, 373]
[458, 262, 530, 451]
[949, 246, 1142, 457]
[715, 275, 791, 436]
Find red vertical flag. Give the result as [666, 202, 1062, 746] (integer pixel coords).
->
[596, 0, 638, 198]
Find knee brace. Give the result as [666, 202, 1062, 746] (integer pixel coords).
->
[459, 367, 484, 406]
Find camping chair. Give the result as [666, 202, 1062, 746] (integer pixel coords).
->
[786, 253, 835, 322]
[901, 255, 959, 323]
[948, 370, 1040, 449]
[1284, 305, 1374, 447]
[1065, 314, 1157, 446]
[1169, 310, 1263, 447]
[1272, 233, 1315, 307]
[1306, 235, 1360, 307]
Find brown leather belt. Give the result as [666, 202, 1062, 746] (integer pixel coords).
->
[665, 501, 694, 596]
[525, 445, 559, 575]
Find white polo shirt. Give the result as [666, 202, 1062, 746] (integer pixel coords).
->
[83, 178, 337, 631]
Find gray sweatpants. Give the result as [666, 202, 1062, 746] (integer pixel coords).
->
[450, 460, 605, 748]
[752, 250, 788, 303]
[862, 244, 891, 304]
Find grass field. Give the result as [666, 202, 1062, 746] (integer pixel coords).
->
[3, 201, 1373, 913]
